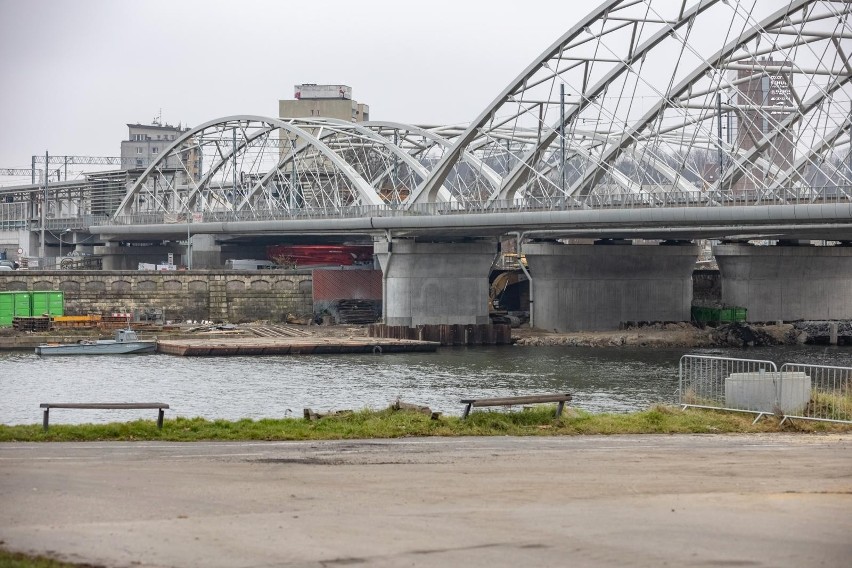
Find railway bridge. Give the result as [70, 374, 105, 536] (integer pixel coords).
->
[2, 0, 851, 330]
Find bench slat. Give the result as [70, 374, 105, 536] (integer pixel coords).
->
[460, 393, 572, 419]
[40, 403, 169, 410]
[462, 394, 571, 407]
[40, 403, 169, 431]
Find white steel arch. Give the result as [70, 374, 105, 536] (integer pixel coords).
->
[413, 0, 852, 209]
[235, 117, 447, 210]
[108, 1, 851, 222]
[113, 115, 384, 219]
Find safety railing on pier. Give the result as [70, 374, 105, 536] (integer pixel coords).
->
[679, 355, 852, 425]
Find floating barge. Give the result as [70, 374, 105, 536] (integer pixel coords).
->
[157, 337, 439, 357]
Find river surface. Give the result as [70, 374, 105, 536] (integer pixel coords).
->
[1, 344, 850, 425]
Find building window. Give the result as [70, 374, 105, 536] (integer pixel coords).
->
[136, 159, 143, 168]
[136, 147, 142, 154]
[152, 147, 158, 154]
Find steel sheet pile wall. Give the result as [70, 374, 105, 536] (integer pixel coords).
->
[369, 323, 512, 346]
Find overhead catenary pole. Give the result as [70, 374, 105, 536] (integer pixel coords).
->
[232, 128, 238, 204]
[717, 93, 724, 186]
[560, 83, 566, 196]
[186, 217, 192, 270]
[40, 151, 48, 260]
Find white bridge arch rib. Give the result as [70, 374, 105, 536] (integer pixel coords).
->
[233, 118, 442, 211]
[112, 115, 384, 220]
[412, 0, 851, 209]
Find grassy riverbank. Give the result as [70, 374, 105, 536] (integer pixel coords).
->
[0, 549, 84, 568]
[1, 405, 849, 442]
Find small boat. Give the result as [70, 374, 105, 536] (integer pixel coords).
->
[35, 329, 157, 356]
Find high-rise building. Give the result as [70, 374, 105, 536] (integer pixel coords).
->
[279, 84, 369, 122]
[731, 59, 796, 188]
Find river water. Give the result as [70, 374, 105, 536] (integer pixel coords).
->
[1, 344, 850, 426]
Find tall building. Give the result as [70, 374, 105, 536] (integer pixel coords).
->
[277, 85, 370, 207]
[279, 84, 369, 122]
[731, 59, 796, 189]
[120, 121, 201, 183]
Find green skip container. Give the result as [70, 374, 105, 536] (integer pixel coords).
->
[691, 305, 747, 323]
[31, 291, 65, 318]
[0, 291, 32, 327]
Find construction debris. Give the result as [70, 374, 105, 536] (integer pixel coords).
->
[391, 399, 442, 420]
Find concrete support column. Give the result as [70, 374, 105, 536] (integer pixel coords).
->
[524, 241, 699, 332]
[714, 244, 852, 322]
[188, 234, 222, 269]
[374, 239, 496, 326]
[94, 243, 184, 271]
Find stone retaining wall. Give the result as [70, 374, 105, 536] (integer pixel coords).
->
[0, 270, 313, 323]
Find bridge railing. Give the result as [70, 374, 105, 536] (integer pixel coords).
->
[93, 185, 852, 226]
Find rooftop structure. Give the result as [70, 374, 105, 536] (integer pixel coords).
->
[120, 120, 202, 186]
[280, 84, 369, 122]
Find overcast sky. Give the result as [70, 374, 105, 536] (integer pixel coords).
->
[0, 0, 574, 171]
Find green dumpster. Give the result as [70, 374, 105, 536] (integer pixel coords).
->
[0, 291, 32, 327]
[31, 291, 64, 318]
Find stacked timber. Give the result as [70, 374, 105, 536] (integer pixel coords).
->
[335, 299, 380, 324]
[13, 317, 52, 332]
[100, 315, 131, 330]
[368, 323, 512, 346]
[53, 315, 101, 329]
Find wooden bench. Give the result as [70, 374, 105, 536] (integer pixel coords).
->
[40, 403, 169, 431]
[461, 393, 572, 419]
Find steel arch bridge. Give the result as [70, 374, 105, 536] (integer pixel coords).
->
[109, 0, 851, 225]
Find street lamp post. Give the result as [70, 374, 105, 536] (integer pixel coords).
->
[186, 218, 192, 270]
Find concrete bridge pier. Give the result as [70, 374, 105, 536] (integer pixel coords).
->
[524, 241, 699, 332]
[188, 234, 222, 269]
[714, 243, 852, 321]
[95, 242, 186, 270]
[374, 239, 496, 326]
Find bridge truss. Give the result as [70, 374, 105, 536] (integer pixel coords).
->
[8, 0, 849, 232]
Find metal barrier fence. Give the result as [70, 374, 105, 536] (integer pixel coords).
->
[778, 364, 852, 425]
[679, 355, 852, 424]
[679, 356, 779, 422]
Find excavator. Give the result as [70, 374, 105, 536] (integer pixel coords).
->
[489, 253, 528, 325]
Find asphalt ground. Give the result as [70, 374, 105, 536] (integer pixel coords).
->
[1, 434, 851, 567]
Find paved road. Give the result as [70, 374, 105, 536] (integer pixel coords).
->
[1, 434, 851, 567]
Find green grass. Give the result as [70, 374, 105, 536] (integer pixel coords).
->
[1, 405, 849, 443]
[0, 548, 98, 568]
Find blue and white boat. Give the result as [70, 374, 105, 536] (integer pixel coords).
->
[35, 329, 157, 356]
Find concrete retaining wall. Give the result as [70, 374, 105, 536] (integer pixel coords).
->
[0, 270, 313, 323]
